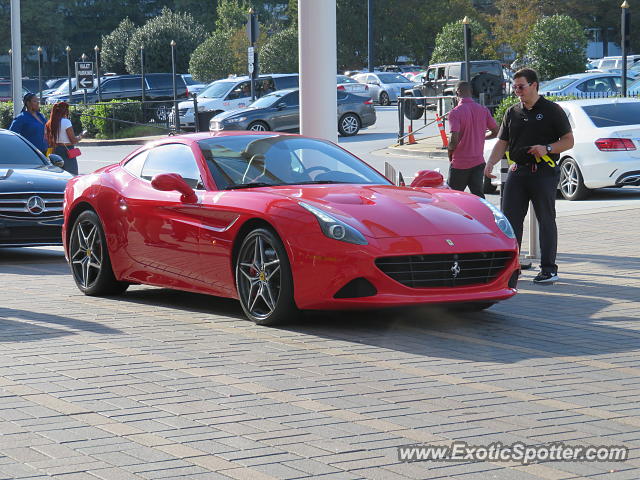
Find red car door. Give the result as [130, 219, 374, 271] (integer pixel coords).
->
[119, 143, 204, 285]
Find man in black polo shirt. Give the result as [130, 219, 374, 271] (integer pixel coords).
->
[484, 68, 574, 284]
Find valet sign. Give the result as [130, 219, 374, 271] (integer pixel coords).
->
[75, 62, 94, 89]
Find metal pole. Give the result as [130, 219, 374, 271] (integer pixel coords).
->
[367, 0, 374, 73]
[622, 2, 630, 97]
[526, 202, 540, 261]
[140, 46, 146, 103]
[95, 46, 101, 102]
[8, 50, 13, 108]
[462, 17, 471, 83]
[170, 40, 178, 131]
[66, 46, 72, 101]
[10, 0, 22, 117]
[81, 53, 87, 104]
[193, 94, 199, 132]
[299, 0, 337, 142]
[37, 47, 43, 103]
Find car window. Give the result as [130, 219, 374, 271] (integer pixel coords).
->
[226, 81, 251, 100]
[141, 144, 203, 189]
[427, 69, 436, 82]
[199, 81, 235, 98]
[198, 135, 390, 189]
[273, 75, 298, 89]
[337, 75, 357, 84]
[581, 102, 640, 127]
[0, 133, 48, 168]
[600, 59, 616, 69]
[540, 77, 576, 92]
[182, 75, 197, 86]
[378, 73, 412, 84]
[282, 91, 299, 107]
[101, 79, 122, 93]
[577, 77, 615, 93]
[448, 65, 461, 80]
[123, 150, 149, 178]
[121, 78, 140, 91]
[146, 75, 181, 89]
[436, 68, 446, 80]
[470, 63, 502, 76]
[366, 74, 378, 84]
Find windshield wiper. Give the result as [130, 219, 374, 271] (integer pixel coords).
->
[295, 180, 349, 185]
[224, 182, 280, 190]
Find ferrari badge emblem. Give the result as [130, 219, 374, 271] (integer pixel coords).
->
[446, 239, 454, 246]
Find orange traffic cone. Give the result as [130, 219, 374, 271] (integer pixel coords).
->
[435, 113, 448, 148]
[407, 125, 416, 145]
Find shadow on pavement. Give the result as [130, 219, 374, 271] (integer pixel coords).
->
[0, 247, 68, 276]
[0, 306, 121, 341]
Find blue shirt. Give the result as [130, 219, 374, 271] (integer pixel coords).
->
[9, 111, 48, 153]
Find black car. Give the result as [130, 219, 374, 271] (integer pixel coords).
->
[46, 73, 189, 104]
[0, 130, 71, 247]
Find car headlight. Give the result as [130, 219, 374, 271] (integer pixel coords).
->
[224, 116, 247, 124]
[197, 105, 208, 112]
[479, 198, 515, 239]
[299, 201, 368, 245]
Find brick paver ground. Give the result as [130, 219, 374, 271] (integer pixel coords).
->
[0, 207, 638, 480]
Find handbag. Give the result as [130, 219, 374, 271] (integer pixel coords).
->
[66, 146, 81, 158]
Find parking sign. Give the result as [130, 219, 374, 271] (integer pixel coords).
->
[75, 62, 94, 89]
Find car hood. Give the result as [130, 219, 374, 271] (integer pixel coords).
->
[266, 184, 495, 238]
[214, 107, 265, 121]
[0, 166, 71, 192]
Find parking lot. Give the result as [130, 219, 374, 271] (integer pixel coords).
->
[1, 191, 639, 479]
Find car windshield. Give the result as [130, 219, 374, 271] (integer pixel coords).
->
[198, 135, 390, 190]
[540, 77, 577, 92]
[0, 134, 48, 168]
[581, 102, 640, 128]
[377, 73, 412, 84]
[182, 74, 197, 85]
[199, 81, 236, 98]
[248, 91, 288, 109]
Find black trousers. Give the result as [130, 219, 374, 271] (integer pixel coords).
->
[448, 163, 485, 198]
[502, 165, 560, 274]
[54, 146, 78, 176]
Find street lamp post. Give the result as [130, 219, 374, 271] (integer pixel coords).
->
[140, 45, 146, 103]
[81, 53, 88, 104]
[462, 16, 471, 83]
[367, 0, 374, 73]
[8, 49, 13, 106]
[170, 40, 178, 130]
[95, 46, 101, 102]
[622, 1, 630, 97]
[66, 46, 72, 100]
[37, 47, 43, 103]
[10, 0, 23, 116]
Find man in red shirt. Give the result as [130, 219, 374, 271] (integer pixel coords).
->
[447, 82, 499, 197]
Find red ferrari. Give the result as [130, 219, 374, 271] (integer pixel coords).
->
[63, 132, 519, 325]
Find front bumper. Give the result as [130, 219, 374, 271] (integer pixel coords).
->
[287, 232, 519, 310]
[0, 217, 63, 247]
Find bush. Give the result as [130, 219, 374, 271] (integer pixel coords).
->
[124, 8, 207, 74]
[189, 31, 235, 83]
[260, 27, 299, 74]
[525, 15, 587, 80]
[101, 18, 137, 74]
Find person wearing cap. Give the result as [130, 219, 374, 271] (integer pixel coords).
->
[9, 93, 48, 154]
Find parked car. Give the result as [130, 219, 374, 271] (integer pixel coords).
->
[178, 74, 299, 129]
[209, 88, 376, 136]
[352, 72, 416, 105]
[418, 60, 506, 108]
[589, 55, 640, 72]
[336, 75, 369, 94]
[484, 98, 640, 200]
[0, 129, 71, 247]
[45, 73, 189, 105]
[539, 72, 633, 97]
[62, 131, 519, 325]
[0, 81, 30, 101]
[181, 74, 207, 96]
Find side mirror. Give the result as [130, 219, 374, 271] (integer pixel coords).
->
[49, 153, 64, 168]
[410, 170, 445, 188]
[151, 173, 197, 203]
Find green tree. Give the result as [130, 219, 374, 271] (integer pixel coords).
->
[189, 31, 235, 82]
[525, 15, 587, 80]
[430, 17, 495, 64]
[101, 18, 137, 74]
[216, 0, 251, 32]
[260, 26, 298, 73]
[490, 0, 539, 61]
[124, 8, 207, 74]
[174, 0, 217, 30]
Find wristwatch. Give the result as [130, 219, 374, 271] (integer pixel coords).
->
[545, 144, 553, 153]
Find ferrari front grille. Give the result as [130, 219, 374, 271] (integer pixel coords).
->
[375, 251, 514, 288]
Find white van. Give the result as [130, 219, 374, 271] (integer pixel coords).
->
[178, 74, 298, 129]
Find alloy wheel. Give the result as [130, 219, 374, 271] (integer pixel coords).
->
[70, 219, 104, 289]
[560, 161, 579, 198]
[340, 114, 360, 136]
[237, 233, 282, 320]
[249, 122, 268, 131]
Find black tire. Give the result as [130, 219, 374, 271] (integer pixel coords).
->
[559, 157, 590, 201]
[69, 210, 129, 296]
[483, 175, 498, 194]
[338, 113, 361, 136]
[378, 91, 390, 106]
[248, 120, 270, 132]
[403, 89, 424, 121]
[235, 228, 298, 325]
